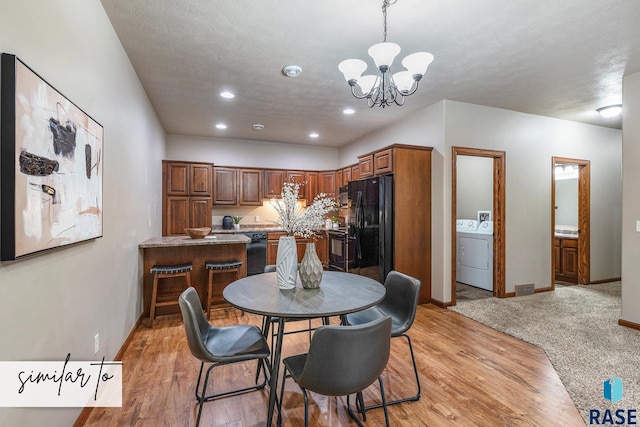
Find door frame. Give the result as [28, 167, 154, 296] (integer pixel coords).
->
[451, 147, 506, 305]
[551, 157, 590, 286]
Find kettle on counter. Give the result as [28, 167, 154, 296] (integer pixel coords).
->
[222, 216, 233, 230]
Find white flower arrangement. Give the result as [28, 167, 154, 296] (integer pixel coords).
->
[270, 180, 337, 238]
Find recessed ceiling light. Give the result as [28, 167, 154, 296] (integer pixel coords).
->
[597, 104, 622, 118]
[216, 123, 227, 129]
[282, 65, 303, 77]
[343, 108, 355, 115]
[220, 91, 235, 99]
[253, 123, 265, 130]
[309, 132, 319, 138]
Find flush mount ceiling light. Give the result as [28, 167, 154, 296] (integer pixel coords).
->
[338, 0, 434, 108]
[220, 91, 235, 99]
[282, 65, 303, 77]
[343, 108, 356, 115]
[309, 132, 319, 138]
[215, 123, 227, 129]
[597, 104, 622, 118]
[253, 123, 265, 130]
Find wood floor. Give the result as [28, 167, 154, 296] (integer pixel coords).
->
[83, 305, 584, 426]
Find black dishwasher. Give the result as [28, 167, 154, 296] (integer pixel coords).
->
[242, 232, 267, 276]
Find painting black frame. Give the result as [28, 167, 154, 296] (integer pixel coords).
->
[1, 53, 103, 260]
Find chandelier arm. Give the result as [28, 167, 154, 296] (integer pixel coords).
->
[349, 84, 370, 100]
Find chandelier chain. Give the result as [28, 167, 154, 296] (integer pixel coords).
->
[382, 0, 397, 42]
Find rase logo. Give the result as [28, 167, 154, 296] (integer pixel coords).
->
[589, 377, 637, 425]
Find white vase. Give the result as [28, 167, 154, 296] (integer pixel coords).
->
[276, 236, 297, 290]
[233, 223, 240, 230]
[299, 242, 323, 289]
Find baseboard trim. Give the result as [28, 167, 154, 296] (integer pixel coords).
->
[534, 286, 553, 294]
[501, 292, 516, 298]
[590, 277, 621, 284]
[430, 298, 451, 308]
[73, 313, 144, 427]
[618, 318, 640, 331]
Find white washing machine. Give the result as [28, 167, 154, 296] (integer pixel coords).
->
[456, 220, 494, 291]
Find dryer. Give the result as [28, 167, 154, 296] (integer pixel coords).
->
[456, 220, 493, 291]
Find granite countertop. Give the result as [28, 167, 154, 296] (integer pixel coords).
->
[555, 233, 578, 239]
[139, 234, 250, 248]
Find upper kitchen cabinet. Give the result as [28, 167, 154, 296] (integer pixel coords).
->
[319, 171, 336, 199]
[335, 169, 343, 189]
[263, 170, 285, 198]
[165, 161, 212, 196]
[358, 154, 374, 178]
[213, 167, 238, 205]
[351, 163, 361, 181]
[343, 166, 352, 184]
[305, 171, 318, 203]
[373, 148, 393, 175]
[286, 171, 306, 199]
[238, 168, 263, 205]
[162, 161, 213, 235]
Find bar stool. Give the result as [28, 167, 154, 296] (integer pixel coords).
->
[205, 259, 242, 318]
[149, 262, 193, 325]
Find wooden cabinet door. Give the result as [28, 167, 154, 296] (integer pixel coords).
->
[554, 239, 562, 275]
[165, 162, 189, 195]
[358, 154, 373, 178]
[286, 171, 306, 199]
[374, 148, 394, 175]
[351, 164, 361, 181]
[267, 240, 279, 265]
[319, 171, 336, 198]
[213, 167, 237, 205]
[239, 169, 263, 205]
[305, 171, 318, 203]
[343, 167, 352, 183]
[314, 233, 329, 269]
[296, 239, 309, 263]
[335, 169, 343, 189]
[166, 196, 189, 235]
[562, 245, 578, 277]
[190, 163, 212, 196]
[190, 197, 212, 229]
[264, 170, 286, 198]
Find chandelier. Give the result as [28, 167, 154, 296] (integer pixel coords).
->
[338, 0, 434, 108]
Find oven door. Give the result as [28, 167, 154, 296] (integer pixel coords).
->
[328, 232, 347, 271]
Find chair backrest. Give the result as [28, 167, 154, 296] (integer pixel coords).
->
[379, 270, 421, 335]
[296, 316, 391, 396]
[179, 287, 215, 362]
[264, 264, 277, 273]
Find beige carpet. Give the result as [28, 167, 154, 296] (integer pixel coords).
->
[449, 282, 639, 424]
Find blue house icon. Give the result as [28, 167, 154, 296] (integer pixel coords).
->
[604, 376, 623, 403]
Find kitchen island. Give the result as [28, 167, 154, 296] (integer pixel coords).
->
[139, 234, 250, 316]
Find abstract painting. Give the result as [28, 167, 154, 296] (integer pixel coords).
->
[1, 54, 103, 260]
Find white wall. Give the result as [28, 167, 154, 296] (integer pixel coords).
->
[166, 134, 339, 170]
[621, 71, 640, 324]
[0, 1, 164, 425]
[457, 156, 494, 220]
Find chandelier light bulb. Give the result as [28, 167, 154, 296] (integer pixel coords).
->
[357, 75, 378, 95]
[402, 52, 434, 77]
[338, 59, 368, 83]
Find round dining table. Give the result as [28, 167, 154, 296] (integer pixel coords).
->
[223, 271, 386, 427]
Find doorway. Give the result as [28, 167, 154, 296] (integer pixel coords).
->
[551, 157, 590, 286]
[451, 147, 506, 305]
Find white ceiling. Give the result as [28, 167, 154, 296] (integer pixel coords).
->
[99, 0, 640, 147]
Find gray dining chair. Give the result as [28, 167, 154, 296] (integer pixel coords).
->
[179, 287, 271, 427]
[278, 316, 392, 426]
[343, 270, 422, 408]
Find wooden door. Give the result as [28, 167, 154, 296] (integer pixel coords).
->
[358, 154, 373, 178]
[305, 172, 318, 203]
[213, 167, 237, 205]
[239, 169, 263, 205]
[319, 171, 336, 198]
[165, 162, 189, 195]
[263, 170, 286, 198]
[190, 197, 212, 229]
[189, 163, 212, 196]
[166, 196, 189, 235]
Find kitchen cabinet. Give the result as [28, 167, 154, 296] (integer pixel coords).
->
[358, 154, 373, 178]
[305, 171, 318, 203]
[555, 237, 578, 283]
[163, 161, 213, 235]
[319, 171, 336, 199]
[238, 168, 263, 205]
[287, 171, 306, 199]
[266, 231, 329, 268]
[263, 170, 285, 198]
[335, 169, 343, 190]
[351, 164, 361, 181]
[374, 148, 393, 175]
[343, 166, 352, 184]
[213, 167, 237, 205]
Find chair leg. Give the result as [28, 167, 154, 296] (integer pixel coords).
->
[378, 376, 391, 427]
[302, 387, 310, 427]
[206, 269, 213, 320]
[277, 365, 289, 426]
[149, 274, 159, 326]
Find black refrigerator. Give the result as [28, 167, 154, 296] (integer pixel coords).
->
[347, 175, 393, 283]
